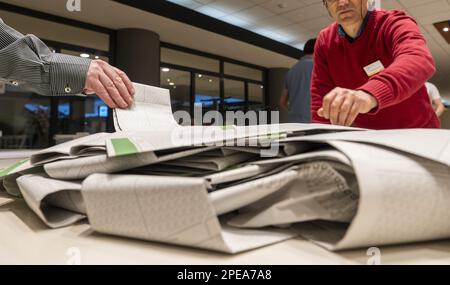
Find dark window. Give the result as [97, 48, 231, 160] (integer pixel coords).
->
[160, 68, 191, 114]
[160, 44, 267, 125]
[224, 62, 263, 81]
[195, 73, 220, 124]
[0, 86, 51, 149]
[223, 79, 245, 112]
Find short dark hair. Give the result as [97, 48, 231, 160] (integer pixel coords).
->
[303, 38, 316, 55]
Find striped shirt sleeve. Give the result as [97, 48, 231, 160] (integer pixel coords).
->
[0, 18, 91, 96]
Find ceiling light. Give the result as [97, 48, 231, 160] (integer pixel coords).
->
[80, 53, 90, 58]
[221, 15, 250, 27]
[169, 82, 175, 86]
[167, 78, 171, 82]
[161, 67, 170, 72]
[198, 74, 203, 78]
[209, 79, 213, 82]
[195, 6, 227, 19]
[94, 56, 99, 59]
[444, 27, 449, 32]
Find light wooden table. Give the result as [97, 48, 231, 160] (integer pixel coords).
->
[2, 151, 450, 265]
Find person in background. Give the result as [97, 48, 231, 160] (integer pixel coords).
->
[280, 38, 316, 123]
[0, 18, 134, 109]
[425, 82, 445, 118]
[311, 0, 439, 129]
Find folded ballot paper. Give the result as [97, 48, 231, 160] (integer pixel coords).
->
[1, 82, 450, 254]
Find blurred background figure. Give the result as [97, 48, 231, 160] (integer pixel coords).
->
[279, 38, 316, 123]
[426, 82, 446, 118]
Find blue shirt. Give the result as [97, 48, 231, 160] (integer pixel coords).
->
[337, 10, 372, 42]
[284, 54, 313, 123]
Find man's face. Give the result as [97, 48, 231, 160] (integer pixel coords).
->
[326, 0, 368, 25]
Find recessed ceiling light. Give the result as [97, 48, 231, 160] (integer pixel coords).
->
[167, 78, 171, 82]
[94, 56, 99, 59]
[80, 53, 90, 58]
[161, 67, 170, 72]
[198, 74, 202, 78]
[208, 79, 213, 82]
[433, 21, 450, 44]
[169, 82, 175, 86]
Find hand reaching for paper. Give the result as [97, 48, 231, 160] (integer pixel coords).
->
[83, 60, 135, 109]
[318, 87, 378, 126]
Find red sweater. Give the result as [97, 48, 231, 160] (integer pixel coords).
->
[311, 9, 440, 129]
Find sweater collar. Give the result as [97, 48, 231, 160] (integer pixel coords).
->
[337, 10, 372, 43]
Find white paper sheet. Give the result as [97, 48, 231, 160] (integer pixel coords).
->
[81, 173, 298, 253]
[280, 129, 450, 166]
[16, 174, 86, 228]
[113, 83, 180, 132]
[227, 162, 358, 228]
[297, 141, 450, 250]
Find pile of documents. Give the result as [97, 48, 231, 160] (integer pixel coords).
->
[1, 83, 450, 253]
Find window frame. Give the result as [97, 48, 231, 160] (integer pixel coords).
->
[160, 43, 268, 121]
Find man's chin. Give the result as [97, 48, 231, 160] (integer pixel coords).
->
[338, 15, 357, 23]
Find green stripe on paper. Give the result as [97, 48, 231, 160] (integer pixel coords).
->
[221, 125, 235, 130]
[0, 159, 29, 178]
[111, 138, 138, 156]
[255, 132, 288, 141]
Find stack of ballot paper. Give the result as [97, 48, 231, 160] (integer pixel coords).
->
[1, 83, 450, 253]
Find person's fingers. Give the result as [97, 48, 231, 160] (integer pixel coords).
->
[318, 108, 324, 117]
[112, 66, 135, 96]
[104, 66, 133, 106]
[329, 94, 345, 125]
[321, 89, 339, 120]
[99, 73, 128, 108]
[337, 97, 353, 126]
[91, 79, 117, 108]
[344, 102, 360, 126]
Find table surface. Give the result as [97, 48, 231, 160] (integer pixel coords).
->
[2, 151, 450, 265]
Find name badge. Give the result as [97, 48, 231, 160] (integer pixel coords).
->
[363, 60, 385, 77]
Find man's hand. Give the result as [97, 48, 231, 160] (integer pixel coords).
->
[318, 87, 378, 126]
[432, 99, 445, 118]
[279, 89, 289, 111]
[84, 60, 135, 109]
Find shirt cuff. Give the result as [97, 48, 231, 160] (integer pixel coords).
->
[48, 53, 91, 96]
[357, 79, 393, 115]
